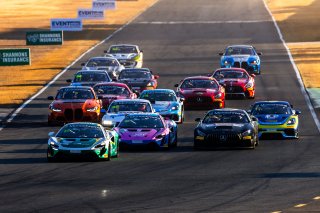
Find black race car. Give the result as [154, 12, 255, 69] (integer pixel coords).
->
[194, 108, 259, 149]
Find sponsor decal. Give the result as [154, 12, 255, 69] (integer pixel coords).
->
[0, 49, 31, 66]
[78, 8, 105, 19]
[26, 31, 63, 45]
[92, 0, 116, 10]
[51, 18, 82, 31]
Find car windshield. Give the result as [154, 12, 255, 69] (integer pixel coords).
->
[225, 47, 254, 55]
[180, 79, 218, 89]
[57, 124, 104, 138]
[119, 115, 164, 128]
[108, 102, 152, 113]
[109, 46, 138, 54]
[56, 88, 94, 99]
[86, 58, 118, 67]
[140, 92, 177, 102]
[119, 71, 151, 79]
[203, 111, 249, 124]
[251, 103, 291, 115]
[94, 85, 129, 95]
[73, 72, 110, 82]
[213, 70, 248, 80]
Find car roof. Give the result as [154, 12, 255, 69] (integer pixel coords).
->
[253, 101, 290, 105]
[226, 45, 254, 49]
[88, 56, 115, 60]
[214, 68, 247, 72]
[93, 82, 129, 88]
[141, 89, 175, 93]
[208, 108, 246, 113]
[110, 44, 138, 48]
[112, 99, 151, 104]
[59, 86, 93, 90]
[64, 122, 102, 127]
[76, 70, 108, 74]
[122, 68, 150, 72]
[126, 113, 159, 117]
[183, 76, 217, 81]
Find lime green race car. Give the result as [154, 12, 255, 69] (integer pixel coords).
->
[47, 122, 119, 161]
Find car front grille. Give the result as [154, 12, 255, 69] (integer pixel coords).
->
[187, 96, 212, 103]
[206, 133, 241, 143]
[64, 108, 83, 121]
[225, 86, 244, 93]
[233, 62, 240, 68]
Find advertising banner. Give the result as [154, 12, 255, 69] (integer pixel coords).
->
[78, 9, 104, 19]
[92, 1, 116, 10]
[0, 49, 31, 66]
[26, 31, 63, 45]
[51, 19, 83, 31]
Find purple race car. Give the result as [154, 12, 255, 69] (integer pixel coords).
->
[114, 113, 178, 149]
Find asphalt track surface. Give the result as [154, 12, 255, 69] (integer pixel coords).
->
[1, 0, 320, 212]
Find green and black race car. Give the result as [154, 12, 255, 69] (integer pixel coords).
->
[47, 122, 119, 161]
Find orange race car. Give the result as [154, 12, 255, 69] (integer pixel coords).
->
[47, 86, 102, 125]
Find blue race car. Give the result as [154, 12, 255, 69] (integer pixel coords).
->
[248, 101, 301, 139]
[219, 45, 262, 75]
[139, 89, 184, 123]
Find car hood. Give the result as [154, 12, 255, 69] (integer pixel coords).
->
[116, 128, 163, 140]
[153, 101, 175, 112]
[56, 137, 103, 148]
[200, 123, 247, 133]
[52, 99, 95, 108]
[218, 78, 248, 86]
[119, 78, 151, 86]
[255, 114, 290, 123]
[110, 53, 136, 60]
[71, 82, 101, 87]
[180, 88, 217, 96]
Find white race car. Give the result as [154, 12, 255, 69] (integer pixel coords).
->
[101, 99, 154, 128]
[81, 56, 125, 80]
[104, 44, 143, 68]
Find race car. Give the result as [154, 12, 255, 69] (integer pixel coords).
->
[114, 113, 178, 149]
[175, 76, 225, 110]
[104, 44, 143, 68]
[67, 70, 112, 87]
[81, 56, 125, 80]
[139, 89, 184, 123]
[194, 108, 259, 149]
[101, 99, 154, 128]
[93, 82, 138, 111]
[118, 68, 159, 93]
[248, 101, 301, 139]
[212, 68, 255, 99]
[47, 86, 102, 125]
[219, 45, 262, 75]
[47, 122, 119, 162]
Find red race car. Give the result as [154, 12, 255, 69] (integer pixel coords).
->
[47, 86, 102, 125]
[211, 68, 255, 99]
[93, 82, 138, 111]
[175, 76, 225, 110]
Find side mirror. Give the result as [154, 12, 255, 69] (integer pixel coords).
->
[257, 52, 262, 56]
[47, 96, 54, 100]
[251, 116, 258, 121]
[81, 63, 85, 66]
[66, 79, 72, 83]
[295, 110, 301, 115]
[140, 50, 143, 53]
[195, 118, 201, 122]
[104, 50, 108, 53]
[98, 95, 103, 99]
[250, 74, 256, 78]
[174, 84, 179, 87]
[154, 75, 159, 79]
[247, 109, 252, 114]
[180, 97, 185, 102]
[112, 78, 117, 82]
[100, 108, 106, 114]
[48, 132, 55, 137]
[207, 74, 212, 77]
[218, 52, 223, 56]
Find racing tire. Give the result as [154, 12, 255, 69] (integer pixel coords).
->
[47, 149, 56, 162]
[255, 134, 259, 146]
[172, 131, 178, 148]
[102, 144, 111, 161]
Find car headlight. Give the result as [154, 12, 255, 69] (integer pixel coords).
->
[49, 138, 59, 148]
[287, 118, 296, 125]
[171, 105, 178, 111]
[49, 105, 62, 112]
[224, 60, 230, 64]
[129, 54, 139, 60]
[245, 82, 253, 88]
[196, 129, 206, 136]
[241, 129, 252, 137]
[102, 120, 113, 126]
[94, 141, 106, 149]
[215, 92, 222, 98]
[250, 60, 257, 65]
[147, 82, 155, 87]
[155, 133, 166, 139]
[86, 106, 98, 112]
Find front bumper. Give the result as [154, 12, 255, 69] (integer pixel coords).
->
[184, 97, 224, 109]
[47, 146, 109, 160]
[194, 133, 254, 148]
[48, 110, 100, 124]
[258, 125, 298, 138]
[119, 138, 168, 149]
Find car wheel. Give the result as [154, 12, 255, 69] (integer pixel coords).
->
[172, 130, 178, 148]
[47, 149, 55, 162]
[114, 142, 120, 158]
[103, 144, 111, 161]
[255, 134, 259, 146]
